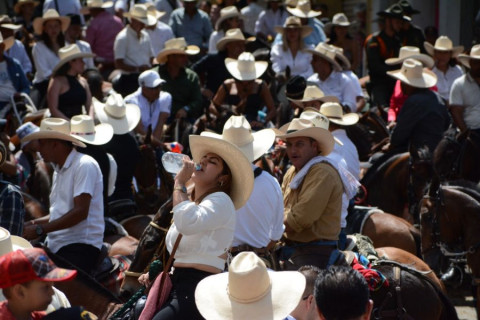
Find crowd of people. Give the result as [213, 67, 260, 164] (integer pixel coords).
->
[0, 0, 478, 319]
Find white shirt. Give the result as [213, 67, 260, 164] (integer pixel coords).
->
[32, 41, 60, 84]
[47, 149, 104, 253]
[326, 148, 349, 228]
[154, 0, 182, 24]
[241, 2, 263, 36]
[270, 44, 314, 79]
[208, 30, 224, 54]
[66, 40, 95, 70]
[308, 71, 357, 112]
[344, 70, 363, 99]
[232, 165, 284, 248]
[114, 26, 154, 70]
[450, 73, 480, 130]
[332, 129, 360, 180]
[145, 21, 175, 56]
[0, 61, 16, 103]
[125, 88, 171, 131]
[5, 40, 33, 74]
[432, 65, 464, 101]
[166, 192, 235, 270]
[254, 8, 288, 39]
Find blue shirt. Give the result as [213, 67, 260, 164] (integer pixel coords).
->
[169, 8, 213, 49]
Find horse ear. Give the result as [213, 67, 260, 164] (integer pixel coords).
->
[145, 125, 152, 145]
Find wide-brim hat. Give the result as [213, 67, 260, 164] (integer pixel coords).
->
[306, 42, 342, 71]
[52, 43, 96, 75]
[201, 115, 275, 162]
[156, 37, 200, 64]
[215, 6, 242, 30]
[330, 45, 351, 70]
[216, 28, 246, 52]
[195, 252, 306, 320]
[287, 0, 321, 18]
[225, 52, 268, 81]
[33, 9, 70, 35]
[14, 0, 40, 14]
[0, 227, 32, 257]
[320, 102, 359, 126]
[0, 34, 14, 52]
[80, 0, 114, 14]
[93, 93, 141, 134]
[324, 12, 354, 35]
[387, 58, 437, 89]
[458, 44, 480, 69]
[377, 4, 409, 21]
[276, 118, 334, 156]
[398, 0, 420, 15]
[70, 115, 114, 145]
[0, 16, 23, 33]
[386, 46, 434, 68]
[424, 36, 464, 57]
[21, 118, 86, 147]
[274, 16, 312, 38]
[123, 4, 157, 26]
[146, 3, 166, 22]
[189, 135, 254, 209]
[289, 85, 339, 107]
[286, 75, 307, 99]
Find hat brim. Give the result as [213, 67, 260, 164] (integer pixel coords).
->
[195, 270, 305, 320]
[216, 37, 246, 52]
[80, 1, 114, 14]
[277, 126, 334, 156]
[215, 12, 242, 30]
[385, 54, 434, 69]
[11, 235, 33, 251]
[40, 265, 77, 283]
[225, 59, 268, 81]
[377, 11, 409, 21]
[387, 68, 437, 89]
[1, 36, 14, 52]
[124, 13, 158, 26]
[0, 23, 23, 32]
[14, 0, 40, 14]
[424, 41, 464, 58]
[93, 98, 141, 134]
[274, 25, 313, 38]
[328, 112, 359, 126]
[189, 135, 254, 209]
[21, 131, 86, 148]
[286, 7, 321, 18]
[33, 16, 70, 35]
[52, 51, 96, 75]
[289, 95, 340, 107]
[457, 54, 480, 69]
[70, 123, 114, 145]
[305, 48, 342, 72]
[156, 46, 200, 64]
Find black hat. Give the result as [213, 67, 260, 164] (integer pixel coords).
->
[397, 0, 420, 15]
[286, 75, 306, 99]
[377, 4, 409, 21]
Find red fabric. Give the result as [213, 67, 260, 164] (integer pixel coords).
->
[138, 272, 173, 320]
[388, 80, 438, 122]
[0, 301, 46, 320]
[350, 256, 389, 291]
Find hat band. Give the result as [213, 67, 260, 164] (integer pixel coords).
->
[326, 115, 342, 119]
[287, 129, 301, 133]
[71, 131, 95, 135]
[104, 106, 125, 119]
[227, 282, 272, 303]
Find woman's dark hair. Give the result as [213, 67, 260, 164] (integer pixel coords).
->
[53, 61, 71, 77]
[328, 26, 353, 44]
[40, 20, 65, 53]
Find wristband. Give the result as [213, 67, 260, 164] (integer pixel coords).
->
[174, 185, 187, 193]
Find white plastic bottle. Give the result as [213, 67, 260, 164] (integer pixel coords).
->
[161, 152, 188, 174]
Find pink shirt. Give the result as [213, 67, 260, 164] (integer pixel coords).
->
[85, 10, 124, 63]
[388, 80, 438, 122]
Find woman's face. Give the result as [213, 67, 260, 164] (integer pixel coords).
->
[192, 152, 227, 187]
[43, 19, 61, 40]
[434, 50, 452, 67]
[68, 58, 85, 75]
[226, 17, 240, 29]
[286, 27, 301, 44]
[334, 26, 348, 38]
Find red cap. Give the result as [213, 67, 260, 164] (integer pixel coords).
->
[0, 248, 77, 289]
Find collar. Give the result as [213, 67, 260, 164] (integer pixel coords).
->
[55, 148, 77, 172]
[126, 25, 143, 39]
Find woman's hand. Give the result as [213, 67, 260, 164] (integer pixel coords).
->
[175, 156, 195, 186]
[138, 273, 151, 287]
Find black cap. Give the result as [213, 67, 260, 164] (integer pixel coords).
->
[286, 76, 306, 99]
[397, 0, 420, 15]
[377, 4, 409, 21]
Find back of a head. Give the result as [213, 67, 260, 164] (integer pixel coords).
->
[314, 266, 369, 320]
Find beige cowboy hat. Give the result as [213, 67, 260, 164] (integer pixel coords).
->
[387, 58, 437, 89]
[123, 4, 157, 26]
[52, 43, 96, 75]
[324, 13, 356, 35]
[93, 93, 141, 135]
[201, 115, 275, 162]
[276, 118, 335, 156]
[0, 15, 22, 32]
[0, 33, 14, 52]
[386, 46, 434, 68]
[189, 134, 254, 209]
[145, 3, 166, 22]
[287, 0, 321, 18]
[306, 42, 342, 71]
[21, 118, 86, 147]
[195, 251, 306, 320]
[216, 28, 247, 52]
[424, 36, 464, 57]
[33, 9, 70, 35]
[215, 6, 242, 31]
[225, 52, 268, 81]
[70, 115, 114, 145]
[330, 45, 351, 70]
[80, 0, 114, 14]
[320, 102, 359, 126]
[457, 44, 480, 69]
[289, 85, 339, 107]
[14, 0, 40, 14]
[274, 16, 312, 38]
[156, 37, 200, 64]
[0, 227, 33, 257]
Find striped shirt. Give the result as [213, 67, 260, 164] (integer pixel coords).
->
[0, 180, 25, 236]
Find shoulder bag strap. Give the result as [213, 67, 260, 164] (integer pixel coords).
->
[164, 234, 182, 273]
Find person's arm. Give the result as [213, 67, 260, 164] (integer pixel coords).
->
[152, 112, 169, 146]
[0, 184, 25, 236]
[261, 81, 276, 123]
[31, 42, 53, 82]
[390, 99, 419, 148]
[210, 82, 227, 116]
[79, 76, 93, 117]
[47, 77, 69, 120]
[270, 45, 284, 74]
[449, 105, 468, 132]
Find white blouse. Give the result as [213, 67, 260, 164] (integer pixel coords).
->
[270, 43, 314, 79]
[432, 65, 464, 101]
[32, 41, 59, 84]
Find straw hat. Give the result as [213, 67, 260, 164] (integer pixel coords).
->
[195, 252, 306, 320]
[215, 6, 241, 31]
[324, 13, 354, 35]
[201, 115, 275, 162]
[216, 28, 247, 52]
[330, 45, 351, 70]
[80, 0, 114, 14]
[93, 93, 141, 135]
[424, 36, 464, 57]
[457, 44, 480, 69]
[189, 135, 254, 209]
[156, 37, 200, 64]
[306, 42, 342, 71]
[0, 33, 14, 52]
[276, 118, 335, 156]
[70, 115, 113, 145]
[289, 85, 339, 107]
[225, 52, 268, 81]
[52, 44, 96, 75]
[274, 16, 312, 38]
[287, 0, 321, 18]
[146, 3, 166, 22]
[21, 118, 86, 147]
[0, 15, 22, 32]
[386, 46, 434, 68]
[387, 58, 437, 89]
[0, 227, 32, 257]
[123, 4, 157, 26]
[14, 0, 39, 14]
[320, 102, 359, 126]
[33, 9, 70, 35]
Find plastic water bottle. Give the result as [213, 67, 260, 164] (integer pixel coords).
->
[161, 152, 201, 174]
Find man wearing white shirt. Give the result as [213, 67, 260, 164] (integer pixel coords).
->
[64, 14, 95, 70]
[240, 0, 263, 36]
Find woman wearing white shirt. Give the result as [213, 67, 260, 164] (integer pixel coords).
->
[270, 16, 314, 79]
[208, 6, 241, 54]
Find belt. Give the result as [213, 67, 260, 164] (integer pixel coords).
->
[230, 244, 270, 255]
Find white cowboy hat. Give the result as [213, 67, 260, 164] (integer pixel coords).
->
[457, 44, 480, 69]
[33, 9, 70, 35]
[195, 252, 306, 320]
[386, 46, 434, 68]
[145, 3, 166, 22]
[156, 37, 200, 64]
[80, 0, 114, 14]
[287, 0, 321, 18]
[215, 6, 241, 31]
[330, 45, 351, 70]
[324, 13, 356, 35]
[424, 36, 464, 57]
[20, 118, 86, 148]
[225, 52, 268, 81]
[0, 33, 14, 52]
[70, 115, 114, 145]
[0, 227, 32, 257]
[276, 118, 335, 156]
[93, 93, 141, 135]
[216, 28, 247, 52]
[0, 15, 23, 32]
[320, 102, 359, 126]
[289, 85, 339, 107]
[189, 135, 254, 209]
[306, 42, 342, 71]
[201, 115, 275, 162]
[274, 16, 312, 39]
[14, 0, 40, 14]
[52, 44, 96, 75]
[387, 58, 437, 89]
[123, 4, 157, 26]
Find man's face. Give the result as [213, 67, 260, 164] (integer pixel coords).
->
[38, 139, 56, 163]
[469, 59, 480, 78]
[311, 55, 332, 79]
[141, 86, 161, 102]
[286, 136, 319, 170]
[389, 17, 403, 33]
[184, 1, 197, 15]
[167, 54, 189, 69]
[0, 27, 14, 39]
[225, 41, 245, 58]
[129, 18, 145, 33]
